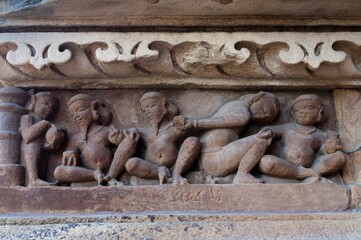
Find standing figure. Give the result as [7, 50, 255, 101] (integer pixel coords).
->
[122, 92, 201, 185]
[20, 92, 64, 187]
[54, 94, 139, 186]
[258, 94, 347, 182]
[174, 91, 280, 184]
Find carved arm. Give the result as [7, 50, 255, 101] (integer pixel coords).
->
[20, 115, 51, 143]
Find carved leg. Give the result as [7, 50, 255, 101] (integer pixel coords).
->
[259, 155, 320, 182]
[312, 151, 347, 176]
[200, 135, 263, 177]
[54, 165, 99, 184]
[233, 136, 270, 184]
[23, 143, 50, 187]
[125, 157, 171, 184]
[105, 137, 138, 185]
[172, 137, 201, 185]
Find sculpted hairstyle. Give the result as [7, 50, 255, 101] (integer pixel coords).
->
[260, 92, 280, 123]
[140, 92, 179, 121]
[68, 93, 113, 126]
[292, 94, 324, 123]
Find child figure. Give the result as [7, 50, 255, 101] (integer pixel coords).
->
[20, 92, 64, 187]
[259, 94, 347, 182]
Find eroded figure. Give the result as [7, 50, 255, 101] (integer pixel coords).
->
[20, 92, 64, 187]
[124, 92, 201, 185]
[174, 92, 280, 184]
[258, 94, 347, 182]
[54, 94, 139, 186]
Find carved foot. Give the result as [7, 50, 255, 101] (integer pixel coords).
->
[28, 179, 53, 187]
[206, 175, 235, 184]
[172, 174, 188, 185]
[106, 178, 124, 186]
[302, 176, 320, 184]
[93, 169, 105, 186]
[158, 166, 171, 184]
[233, 173, 264, 184]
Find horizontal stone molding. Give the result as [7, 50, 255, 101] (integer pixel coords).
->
[0, 182, 350, 213]
[1, 32, 361, 89]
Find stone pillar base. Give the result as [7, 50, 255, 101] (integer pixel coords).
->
[0, 164, 24, 187]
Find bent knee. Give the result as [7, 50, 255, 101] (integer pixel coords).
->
[259, 155, 277, 173]
[184, 137, 200, 148]
[54, 166, 68, 181]
[125, 158, 139, 173]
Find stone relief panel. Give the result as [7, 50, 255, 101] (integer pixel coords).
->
[0, 32, 361, 88]
[0, 87, 347, 188]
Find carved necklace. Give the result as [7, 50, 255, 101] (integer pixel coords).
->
[82, 125, 104, 142]
[293, 123, 316, 135]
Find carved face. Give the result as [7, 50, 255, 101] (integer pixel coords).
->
[250, 98, 275, 123]
[292, 100, 321, 126]
[140, 97, 165, 126]
[69, 100, 94, 128]
[34, 96, 55, 120]
[325, 136, 342, 153]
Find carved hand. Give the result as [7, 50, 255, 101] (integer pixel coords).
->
[123, 129, 140, 144]
[62, 150, 79, 166]
[173, 115, 195, 130]
[257, 127, 275, 144]
[108, 125, 124, 145]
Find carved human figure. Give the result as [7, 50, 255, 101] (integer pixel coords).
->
[20, 92, 64, 187]
[258, 94, 347, 182]
[54, 94, 139, 186]
[123, 92, 201, 185]
[174, 92, 280, 184]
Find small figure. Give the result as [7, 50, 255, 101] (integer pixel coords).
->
[54, 94, 139, 186]
[124, 92, 201, 185]
[20, 92, 64, 187]
[258, 94, 347, 182]
[174, 92, 280, 184]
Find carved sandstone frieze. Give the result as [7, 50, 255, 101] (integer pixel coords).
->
[1, 32, 361, 88]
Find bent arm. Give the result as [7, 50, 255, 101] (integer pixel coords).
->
[196, 113, 251, 129]
[20, 115, 51, 143]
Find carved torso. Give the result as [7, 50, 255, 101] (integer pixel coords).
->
[140, 123, 185, 167]
[280, 125, 323, 167]
[200, 100, 250, 150]
[73, 126, 113, 171]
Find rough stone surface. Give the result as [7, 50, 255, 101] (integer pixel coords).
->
[0, 182, 350, 213]
[0, 212, 361, 239]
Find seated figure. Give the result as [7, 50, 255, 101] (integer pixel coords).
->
[54, 94, 139, 186]
[20, 92, 64, 187]
[122, 92, 201, 185]
[258, 94, 347, 183]
[174, 92, 280, 184]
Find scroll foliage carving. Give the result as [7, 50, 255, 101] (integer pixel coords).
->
[0, 32, 360, 87]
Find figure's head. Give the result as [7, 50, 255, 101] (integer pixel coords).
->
[291, 94, 323, 126]
[249, 92, 280, 123]
[140, 92, 178, 128]
[68, 94, 98, 129]
[325, 130, 342, 153]
[28, 92, 58, 120]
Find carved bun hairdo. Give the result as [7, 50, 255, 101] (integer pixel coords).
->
[257, 92, 280, 123]
[27, 92, 58, 113]
[140, 92, 179, 120]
